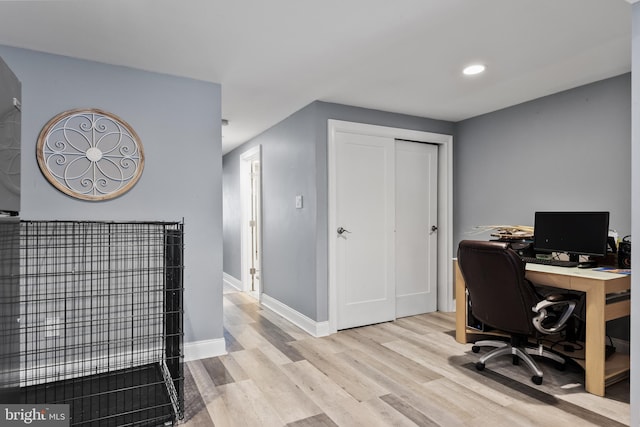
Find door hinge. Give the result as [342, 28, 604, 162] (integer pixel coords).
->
[249, 220, 256, 227]
[250, 267, 256, 275]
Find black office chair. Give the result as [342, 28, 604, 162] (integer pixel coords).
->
[457, 240, 577, 385]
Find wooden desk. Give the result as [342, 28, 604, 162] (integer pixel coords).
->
[454, 260, 630, 396]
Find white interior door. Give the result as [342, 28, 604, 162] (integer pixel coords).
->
[240, 146, 262, 298]
[395, 141, 438, 317]
[335, 131, 395, 330]
[249, 160, 261, 296]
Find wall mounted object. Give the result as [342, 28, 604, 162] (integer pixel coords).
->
[36, 108, 144, 201]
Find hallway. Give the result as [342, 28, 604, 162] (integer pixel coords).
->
[179, 287, 629, 426]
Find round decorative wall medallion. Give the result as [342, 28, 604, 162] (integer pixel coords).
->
[36, 109, 144, 201]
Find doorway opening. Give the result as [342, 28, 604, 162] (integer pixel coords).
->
[240, 145, 262, 300]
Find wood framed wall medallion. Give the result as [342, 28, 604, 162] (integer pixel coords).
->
[37, 109, 144, 201]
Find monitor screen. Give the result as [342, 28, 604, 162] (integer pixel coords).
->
[533, 211, 609, 258]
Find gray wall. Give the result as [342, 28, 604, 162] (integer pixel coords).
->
[454, 73, 631, 341]
[0, 45, 223, 345]
[454, 74, 631, 245]
[630, 3, 639, 425]
[223, 101, 453, 322]
[223, 103, 318, 320]
[222, 147, 243, 279]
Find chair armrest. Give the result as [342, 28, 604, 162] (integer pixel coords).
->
[532, 297, 577, 335]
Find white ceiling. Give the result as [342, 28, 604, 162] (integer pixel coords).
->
[0, 0, 632, 153]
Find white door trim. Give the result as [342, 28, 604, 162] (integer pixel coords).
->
[328, 120, 454, 334]
[240, 145, 262, 298]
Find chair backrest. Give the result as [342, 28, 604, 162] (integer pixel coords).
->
[457, 240, 539, 335]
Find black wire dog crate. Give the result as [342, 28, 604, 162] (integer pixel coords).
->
[16, 220, 184, 426]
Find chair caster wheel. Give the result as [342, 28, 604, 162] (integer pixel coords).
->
[531, 375, 543, 385]
[475, 362, 485, 371]
[472, 346, 480, 353]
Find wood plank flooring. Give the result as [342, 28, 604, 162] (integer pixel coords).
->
[178, 287, 630, 426]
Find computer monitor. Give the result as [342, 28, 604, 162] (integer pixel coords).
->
[533, 211, 610, 262]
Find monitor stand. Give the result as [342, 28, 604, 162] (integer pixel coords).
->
[570, 253, 599, 268]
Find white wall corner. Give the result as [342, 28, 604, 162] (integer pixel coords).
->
[261, 293, 330, 337]
[183, 338, 227, 362]
[223, 272, 243, 291]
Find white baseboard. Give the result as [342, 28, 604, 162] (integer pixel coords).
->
[223, 272, 243, 291]
[261, 293, 330, 338]
[183, 338, 227, 362]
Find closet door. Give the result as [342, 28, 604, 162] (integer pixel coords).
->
[395, 141, 438, 317]
[335, 131, 396, 330]
[332, 130, 439, 330]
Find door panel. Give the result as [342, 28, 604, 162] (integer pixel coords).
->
[250, 160, 261, 294]
[395, 141, 438, 317]
[240, 146, 261, 298]
[336, 132, 395, 330]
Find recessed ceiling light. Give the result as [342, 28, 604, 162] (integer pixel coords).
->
[463, 64, 486, 76]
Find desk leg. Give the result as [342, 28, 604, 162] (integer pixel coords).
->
[454, 260, 469, 344]
[583, 283, 606, 396]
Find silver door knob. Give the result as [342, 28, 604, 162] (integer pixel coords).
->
[337, 227, 351, 235]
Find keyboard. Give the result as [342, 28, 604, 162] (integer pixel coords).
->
[520, 256, 578, 268]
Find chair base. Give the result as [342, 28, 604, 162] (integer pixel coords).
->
[472, 339, 565, 385]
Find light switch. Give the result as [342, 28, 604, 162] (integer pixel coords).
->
[295, 195, 303, 209]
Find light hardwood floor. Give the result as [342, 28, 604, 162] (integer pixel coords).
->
[179, 287, 630, 426]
